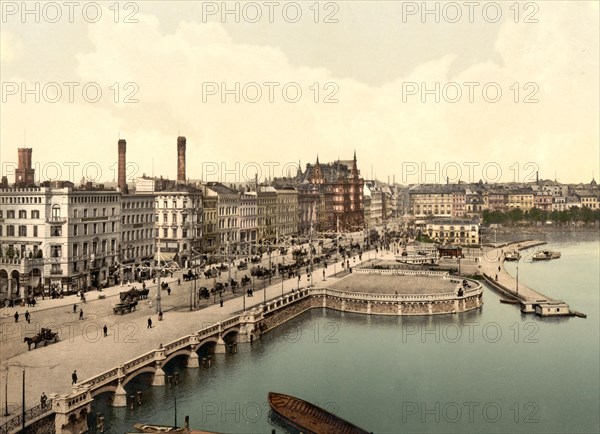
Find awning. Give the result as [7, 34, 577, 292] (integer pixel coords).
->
[155, 251, 177, 262]
[29, 277, 41, 287]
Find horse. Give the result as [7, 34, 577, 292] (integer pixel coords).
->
[24, 335, 42, 350]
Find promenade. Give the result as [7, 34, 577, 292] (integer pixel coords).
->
[0, 250, 365, 423]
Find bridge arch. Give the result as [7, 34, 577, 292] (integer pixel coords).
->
[90, 384, 118, 398]
[122, 366, 157, 387]
[163, 349, 193, 366]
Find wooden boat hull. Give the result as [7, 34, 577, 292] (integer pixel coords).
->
[268, 392, 369, 434]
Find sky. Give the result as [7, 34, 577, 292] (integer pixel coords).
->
[1, 1, 598, 186]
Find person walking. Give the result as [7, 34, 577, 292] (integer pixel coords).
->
[72, 370, 78, 384]
[79, 309, 84, 320]
[147, 318, 152, 329]
[14, 311, 19, 323]
[73, 303, 77, 313]
[158, 311, 163, 321]
[167, 286, 171, 296]
[103, 325, 108, 337]
[40, 392, 48, 409]
[220, 297, 223, 307]
[25, 310, 30, 324]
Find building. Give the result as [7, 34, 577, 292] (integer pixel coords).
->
[275, 186, 298, 240]
[507, 189, 534, 211]
[203, 183, 240, 250]
[426, 220, 480, 245]
[239, 190, 257, 251]
[120, 192, 155, 282]
[257, 186, 278, 243]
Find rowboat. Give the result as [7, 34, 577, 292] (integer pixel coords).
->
[268, 392, 370, 434]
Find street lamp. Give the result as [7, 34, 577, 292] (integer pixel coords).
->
[516, 258, 519, 295]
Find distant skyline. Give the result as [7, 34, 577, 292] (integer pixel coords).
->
[1, 1, 598, 185]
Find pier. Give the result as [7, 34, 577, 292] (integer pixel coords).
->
[480, 240, 576, 317]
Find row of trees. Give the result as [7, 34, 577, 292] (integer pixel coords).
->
[482, 207, 600, 225]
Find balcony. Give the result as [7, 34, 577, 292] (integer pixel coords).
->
[50, 268, 63, 275]
[46, 216, 67, 224]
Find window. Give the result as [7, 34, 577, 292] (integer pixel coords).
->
[102, 223, 107, 233]
[19, 210, 27, 218]
[84, 209, 88, 217]
[73, 243, 79, 256]
[0, 210, 2, 218]
[93, 224, 97, 234]
[172, 228, 177, 238]
[7, 210, 15, 218]
[163, 228, 168, 238]
[83, 242, 88, 255]
[0, 226, 2, 236]
[51, 226, 62, 236]
[93, 209, 97, 217]
[112, 222, 116, 232]
[73, 209, 78, 218]
[18, 225, 27, 236]
[84, 224, 88, 235]
[52, 205, 60, 219]
[7, 225, 15, 236]
[50, 245, 61, 258]
[182, 229, 188, 238]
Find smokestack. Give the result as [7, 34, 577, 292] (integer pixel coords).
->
[177, 136, 186, 184]
[15, 148, 35, 186]
[118, 139, 127, 193]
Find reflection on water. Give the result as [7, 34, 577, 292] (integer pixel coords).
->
[91, 232, 599, 434]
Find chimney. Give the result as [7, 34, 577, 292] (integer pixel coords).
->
[177, 136, 186, 184]
[118, 139, 128, 193]
[15, 148, 35, 186]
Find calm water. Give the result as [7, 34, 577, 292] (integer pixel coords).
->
[93, 232, 600, 434]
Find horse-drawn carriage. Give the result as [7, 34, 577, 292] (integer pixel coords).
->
[24, 328, 59, 350]
[241, 275, 251, 286]
[183, 270, 199, 281]
[119, 287, 149, 302]
[113, 300, 138, 315]
[237, 261, 248, 270]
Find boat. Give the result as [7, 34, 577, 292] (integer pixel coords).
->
[268, 392, 370, 434]
[133, 424, 188, 433]
[532, 250, 561, 261]
[504, 251, 521, 261]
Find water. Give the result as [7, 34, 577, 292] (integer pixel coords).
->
[92, 232, 600, 434]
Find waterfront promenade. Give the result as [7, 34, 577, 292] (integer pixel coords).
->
[0, 253, 358, 422]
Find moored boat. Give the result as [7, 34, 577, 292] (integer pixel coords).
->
[504, 251, 521, 261]
[532, 250, 561, 261]
[268, 392, 369, 434]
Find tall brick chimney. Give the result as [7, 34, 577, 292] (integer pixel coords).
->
[177, 136, 186, 184]
[118, 139, 128, 193]
[15, 148, 35, 186]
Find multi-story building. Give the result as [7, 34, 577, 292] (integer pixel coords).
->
[534, 191, 553, 211]
[257, 186, 278, 243]
[507, 189, 534, 211]
[486, 191, 507, 212]
[275, 186, 298, 240]
[239, 190, 257, 251]
[426, 220, 480, 245]
[201, 194, 218, 254]
[296, 153, 364, 232]
[451, 189, 466, 217]
[297, 185, 321, 235]
[408, 184, 454, 218]
[203, 183, 239, 249]
[0, 177, 122, 298]
[120, 193, 155, 281]
[575, 191, 599, 210]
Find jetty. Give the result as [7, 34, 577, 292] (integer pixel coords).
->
[480, 240, 579, 317]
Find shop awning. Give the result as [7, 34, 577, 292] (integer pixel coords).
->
[155, 251, 177, 262]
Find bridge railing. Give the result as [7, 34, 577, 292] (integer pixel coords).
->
[354, 268, 449, 277]
[123, 351, 155, 372]
[164, 336, 192, 353]
[0, 402, 53, 434]
[83, 367, 119, 389]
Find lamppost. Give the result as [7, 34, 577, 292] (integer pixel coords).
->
[3, 372, 8, 416]
[516, 258, 519, 295]
[21, 369, 25, 432]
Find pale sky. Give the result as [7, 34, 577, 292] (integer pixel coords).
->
[1, 1, 598, 186]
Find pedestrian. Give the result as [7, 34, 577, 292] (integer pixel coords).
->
[79, 309, 83, 320]
[147, 318, 152, 329]
[220, 298, 223, 307]
[158, 311, 163, 321]
[40, 392, 47, 409]
[323, 269, 326, 280]
[25, 310, 30, 324]
[73, 304, 77, 313]
[103, 325, 108, 337]
[498, 265, 501, 272]
[72, 370, 78, 384]
[495, 274, 498, 281]
[167, 286, 171, 296]
[178, 278, 181, 286]
[14, 312, 19, 323]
